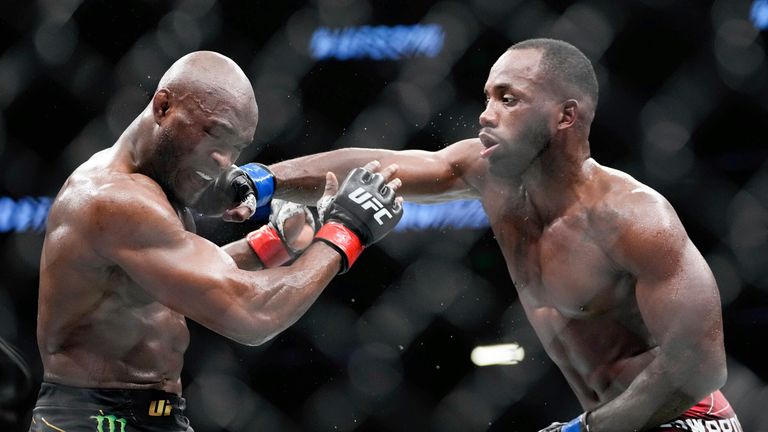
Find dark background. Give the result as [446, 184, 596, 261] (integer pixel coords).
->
[1, 0, 767, 430]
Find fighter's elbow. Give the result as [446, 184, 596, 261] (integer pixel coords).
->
[676, 350, 728, 399]
[235, 335, 271, 347]
[232, 315, 282, 346]
[707, 358, 728, 391]
[228, 327, 274, 347]
[700, 346, 728, 390]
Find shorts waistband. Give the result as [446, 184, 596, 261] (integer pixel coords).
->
[37, 381, 186, 420]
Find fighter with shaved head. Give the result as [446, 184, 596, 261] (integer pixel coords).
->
[29, 51, 403, 431]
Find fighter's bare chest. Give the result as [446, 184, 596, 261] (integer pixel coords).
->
[483, 197, 627, 315]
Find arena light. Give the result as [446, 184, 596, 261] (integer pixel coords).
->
[0, 196, 51, 233]
[470, 343, 525, 367]
[752, 0, 768, 30]
[4, 196, 489, 233]
[310, 24, 444, 61]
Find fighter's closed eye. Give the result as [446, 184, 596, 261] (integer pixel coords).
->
[502, 95, 518, 106]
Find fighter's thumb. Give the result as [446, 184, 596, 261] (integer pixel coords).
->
[323, 172, 338, 198]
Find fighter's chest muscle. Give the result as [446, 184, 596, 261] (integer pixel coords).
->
[484, 197, 625, 314]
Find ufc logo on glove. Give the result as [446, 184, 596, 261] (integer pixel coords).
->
[348, 187, 393, 225]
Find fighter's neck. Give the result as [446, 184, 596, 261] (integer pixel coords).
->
[519, 140, 593, 223]
[113, 110, 158, 177]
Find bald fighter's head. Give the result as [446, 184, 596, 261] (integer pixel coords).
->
[156, 50, 259, 133]
[146, 51, 259, 207]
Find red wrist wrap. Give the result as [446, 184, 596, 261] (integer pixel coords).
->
[246, 225, 292, 268]
[314, 222, 364, 273]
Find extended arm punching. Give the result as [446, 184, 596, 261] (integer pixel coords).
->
[268, 139, 487, 205]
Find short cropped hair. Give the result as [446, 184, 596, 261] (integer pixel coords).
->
[510, 38, 598, 107]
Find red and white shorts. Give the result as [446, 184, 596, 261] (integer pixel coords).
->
[653, 391, 742, 431]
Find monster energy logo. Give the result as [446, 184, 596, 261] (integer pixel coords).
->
[90, 413, 127, 432]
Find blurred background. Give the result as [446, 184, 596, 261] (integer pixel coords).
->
[1, 0, 767, 430]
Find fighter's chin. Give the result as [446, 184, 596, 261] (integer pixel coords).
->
[486, 154, 528, 179]
[173, 170, 214, 207]
[168, 181, 202, 208]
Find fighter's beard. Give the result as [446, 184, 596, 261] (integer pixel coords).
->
[489, 119, 551, 179]
[151, 131, 186, 207]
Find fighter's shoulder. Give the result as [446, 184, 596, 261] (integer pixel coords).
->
[587, 164, 685, 242]
[68, 171, 176, 227]
[588, 166, 693, 274]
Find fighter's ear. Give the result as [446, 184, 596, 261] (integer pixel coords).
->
[152, 89, 172, 125]
[557, 99, 578, 130]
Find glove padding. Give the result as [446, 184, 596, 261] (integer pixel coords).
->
[193, 163, 275, 221]
[269, 198, 317, 255]
[319, 167, 402, 246]
[194, 165, 257, 218]
[246, 198, 317, 268]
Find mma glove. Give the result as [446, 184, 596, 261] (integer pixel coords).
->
[193, 163, 275, 220]
[245, 199, 317, 268]
[314, 167, 403, 274]
[538, 412, 590, 432]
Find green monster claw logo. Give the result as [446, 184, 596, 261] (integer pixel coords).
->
[90, 413, 127, 432]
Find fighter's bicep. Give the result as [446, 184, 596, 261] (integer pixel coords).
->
[633, 241, 722, 345]
[89, 192, 239, 305]
[398, 139, 484, 202]
[610, 205, 721, 354]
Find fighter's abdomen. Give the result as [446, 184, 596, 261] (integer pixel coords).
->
[490, 210, 657, 404]
[39, 277, 190, 394]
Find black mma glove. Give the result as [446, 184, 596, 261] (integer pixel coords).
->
[314, 167, 403, 273]
[193, 163, 275, 220]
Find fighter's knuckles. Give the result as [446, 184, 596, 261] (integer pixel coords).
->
[379, 163, 399, 180]
[363, 160, 380, 169]
[387, 178, 402, 191]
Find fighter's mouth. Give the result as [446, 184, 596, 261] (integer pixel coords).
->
[479, 131, 499, 158]
[195, 170, 214, 182]
[189, 169, 215, 193]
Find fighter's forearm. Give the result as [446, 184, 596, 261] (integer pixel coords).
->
[222, 238, 264, 271]
[586, 357, 723, 431]
[270, 148, 397, 204]
[270, 146, 476, 204]
[232, 242, 341, 346]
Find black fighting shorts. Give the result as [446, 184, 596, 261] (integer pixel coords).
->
[28, 382, 193, 432]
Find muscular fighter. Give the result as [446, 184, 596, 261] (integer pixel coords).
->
[264, 39, 741, 431]
[30, 51, 402, 431]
